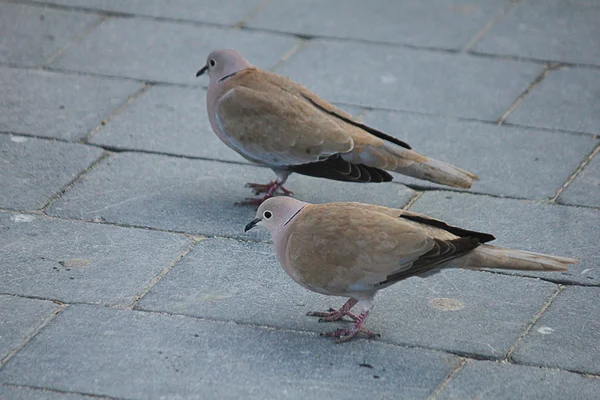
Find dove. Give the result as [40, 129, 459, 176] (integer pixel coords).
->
[244, 197, 578, 342]
[196, 49, 478, 205]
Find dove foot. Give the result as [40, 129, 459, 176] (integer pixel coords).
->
[320, 309, 379, 343]
[245, 181, 294, 196]
[306, 298, 358, 322]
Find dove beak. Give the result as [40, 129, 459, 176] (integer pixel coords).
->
[244, 218, 262, 232]
[196, 65, 208, 77]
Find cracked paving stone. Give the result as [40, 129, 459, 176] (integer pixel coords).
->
[410, 192, 599, 286]
[0, 305, 460, 399]
[0, 212, 190, 305]
[138, 237, 557, 359]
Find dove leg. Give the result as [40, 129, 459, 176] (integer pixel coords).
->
[306, 298, 359, 322]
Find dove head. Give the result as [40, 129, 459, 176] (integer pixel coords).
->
[196, 49, 253, 84]
[244, 197, 308, 235]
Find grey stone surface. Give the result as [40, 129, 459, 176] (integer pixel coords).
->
[276, 40, 543, 121]
[508, 68, 600, 135]
[0, 212, 190, 306]
[46, 152, 416, 239]
[511, 286, 600, 375]
[30, 0, 263, 26]
[558, 151, 600, 208]
[0, 305, 460, 399]
[89, 85, 364, 161]
[52, 18, 298, 84]
[0, 295, 59, 361]
[0, 386, 105, 400]
[139, 238, 557, 359]
[0, 135, 103, 210]
[474, 0, 600, 66]
[438, 360, 600, 400]
[0, 67, 142, 140]
[362, 110, 599, 199]
[247, 0, 508, 51]
[410, 192, 600, 286]
[0, 2, 101, 66]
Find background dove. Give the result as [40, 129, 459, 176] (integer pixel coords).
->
[244, 197, 577, 342]
[197, 49, 478, 204]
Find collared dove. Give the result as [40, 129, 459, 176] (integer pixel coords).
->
[244, 197, 577, 342]
[197, 49, 478, 205]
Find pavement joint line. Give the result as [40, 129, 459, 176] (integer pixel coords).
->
[125, 238, 205, 309]
[0, 302, 66, 369]
[354, 108, 370, 122]
[461, 0, 515, 53]
[477, 269, 599, 288]
[469, 49, 600, 71]
[504, 284, 564, 362]
[234, 0, 269, 28]
[402, 191, 424, 210]
[496, 64, 562, 125]
[40, 151, 111, 212]
[79, 83, 153, 144]
[551, 143, 600, 202]
[0, 383, 127, 400]
[44, 15, 109, 66]
[426, 358, 469, 400]
[268, 39, 308, 72]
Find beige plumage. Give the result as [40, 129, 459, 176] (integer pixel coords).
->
[244, 197, 577, 342]
[197, 49, 478, 204]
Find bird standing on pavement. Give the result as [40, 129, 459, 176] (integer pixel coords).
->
[244, 197, 577, 342]
[196, 49, 478, 205]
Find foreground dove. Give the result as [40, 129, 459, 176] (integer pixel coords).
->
[244, 197, 577, 342]
[196, 49, 478, 205]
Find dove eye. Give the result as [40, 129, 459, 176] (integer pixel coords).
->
[263, 211, 273, 220]
[209, 59, 216, 67]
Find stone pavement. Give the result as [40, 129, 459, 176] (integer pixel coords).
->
[0, 0, 599, 398]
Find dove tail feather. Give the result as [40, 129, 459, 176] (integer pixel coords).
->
[459, 245, 578, 272]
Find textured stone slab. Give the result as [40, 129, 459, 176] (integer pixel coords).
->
[52, 18, 297, 84]
[89, 85, 365, 161]
[30, 0, 263, 26]
[0, 305, 460, 399]
[0, 2, 101, 66]
[410, 192, 599, 286]
[247, 0, 508, 50]
[511, 286, 600, 375]
[508, 68, 600, 135]
[558, 151, 600, 208]
[139, 238, 557, 359]
[0, 212, 190, 306]
[276, 40, 543, 121]
[0, 386, 106, 400]
[438, 360, 600, 400]
[473, 0, 600, 66]
[0, 67, 142, 140]
[362, 110, 598, 199]
[0, 135, 103, 210]
[0, 295, 59, 361]
[46, 152, 415, 239]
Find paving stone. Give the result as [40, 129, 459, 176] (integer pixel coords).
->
[30, 0, 263, 26]
[0, 305, 460, 399]
[89, 85, 364, 160]
[247, 0, 508, 50]
[52, 18, 298, 85]
[0, 212, 190, 306]
[0, 67, 143, 140]
[558, 150, 600, 208]
[276, 40, 543, 121]
[410, 192, 600, 286]
[473, 0, 600, 66]
[0, 295, 59, 361]
[139, 237, 557, 359]
[362, 110, 599, 199]
[508, 68, 600, 135]
[0, 2, 101, 66]
[511, 286, 600, 375]
[438, 360, 600, 400]
[46, 152, 416, 240]
[0, 386, 105, 400]
[0, 135, 103, 210]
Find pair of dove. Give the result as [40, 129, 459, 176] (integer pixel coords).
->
[197, 50, 577, 342]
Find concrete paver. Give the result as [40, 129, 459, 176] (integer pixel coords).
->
[558, 151, 600, 208]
